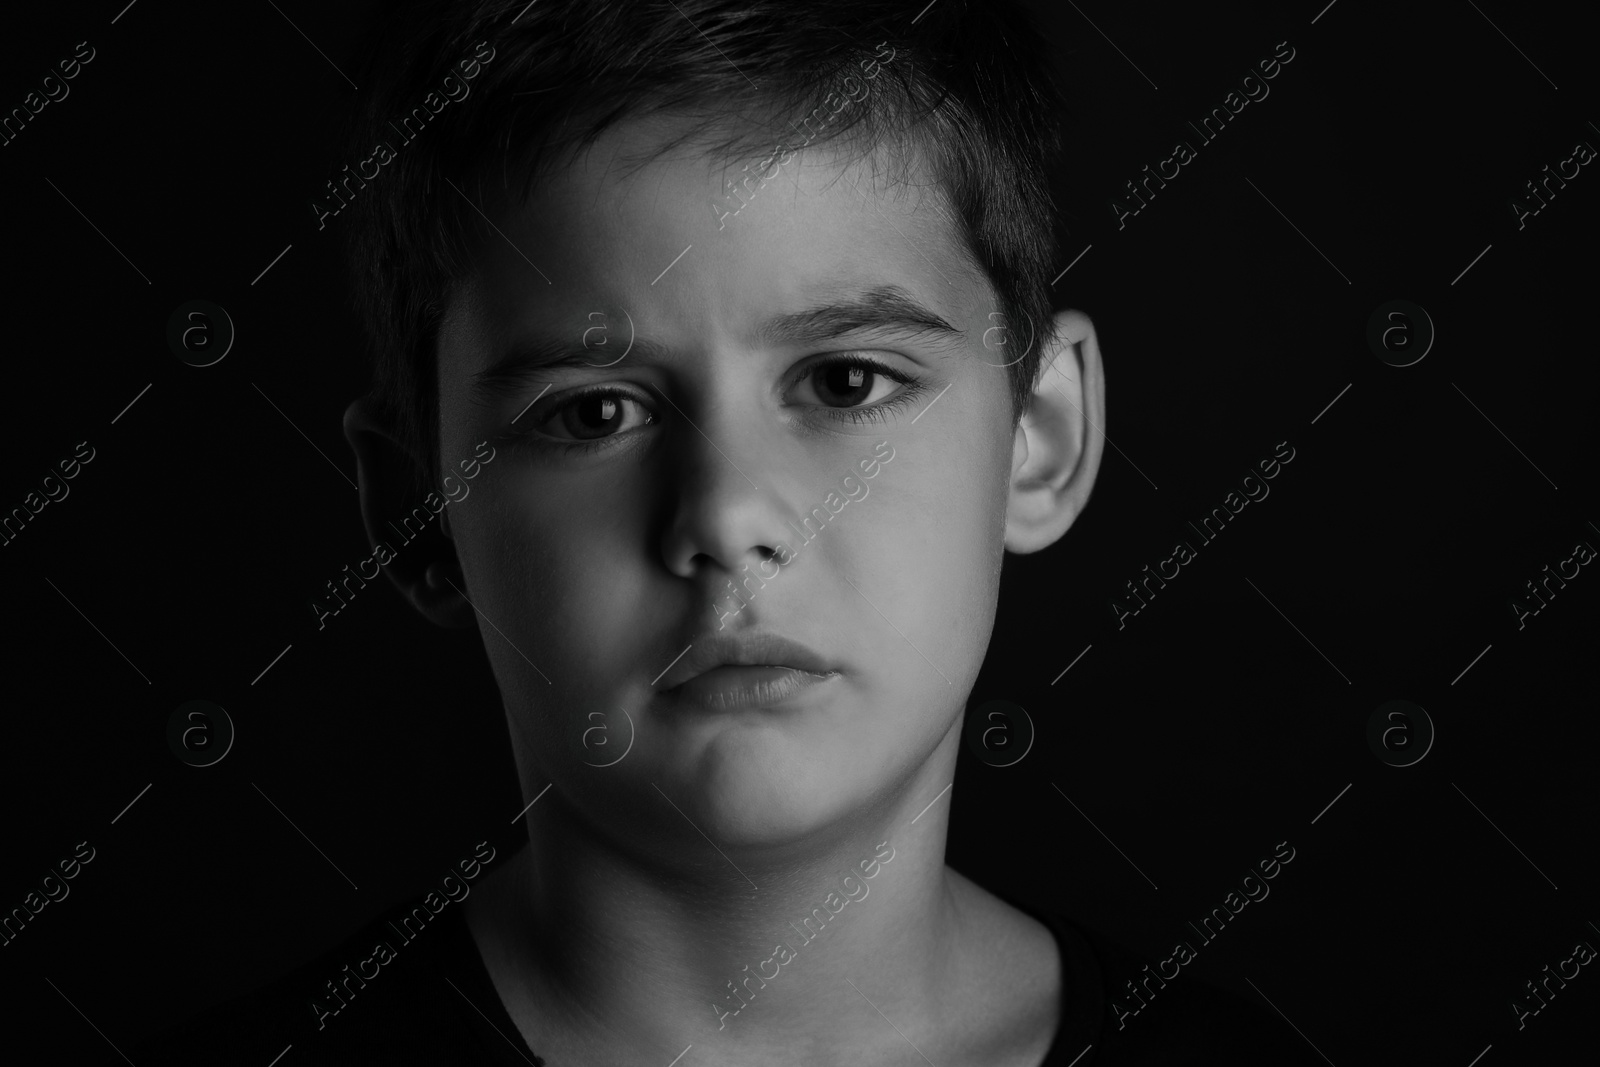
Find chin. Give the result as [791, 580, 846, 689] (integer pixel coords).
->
[671, 726, 863, 848]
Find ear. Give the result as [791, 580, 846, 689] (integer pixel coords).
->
[342, 396, 476, 628]
[1004, 308, 1107, 554]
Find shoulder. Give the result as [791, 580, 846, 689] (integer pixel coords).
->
[946, 870, 1326, 1066]
[131, 899, 487, 1066]
[1044, 915, 1328, 1066]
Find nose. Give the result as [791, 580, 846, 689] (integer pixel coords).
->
[657, 394, 797, 583]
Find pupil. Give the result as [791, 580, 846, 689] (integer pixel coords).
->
[572, 396, 620, 436]
[821, 363, 873, 405]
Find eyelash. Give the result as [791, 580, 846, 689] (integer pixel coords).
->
[506, 355, 928, 455]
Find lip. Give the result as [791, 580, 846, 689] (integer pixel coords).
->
[665, 664, 838, 710]
[656, 631, 840, 709]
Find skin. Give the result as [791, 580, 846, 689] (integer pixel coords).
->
[345, 113, 1106, 1066]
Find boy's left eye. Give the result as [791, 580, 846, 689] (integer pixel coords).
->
[785, 354, 928, 427]
[790, 355, 912, 409]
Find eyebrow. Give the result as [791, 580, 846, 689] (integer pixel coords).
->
[468, 285, 964, 402]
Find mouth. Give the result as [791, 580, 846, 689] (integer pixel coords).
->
[664, 664, 839, 710]
[656, 632, 840, 710]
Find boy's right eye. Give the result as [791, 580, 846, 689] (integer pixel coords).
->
[519, 386, 656, 451]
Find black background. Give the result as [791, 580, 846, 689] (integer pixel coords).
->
[1, 1, 1595, 1064]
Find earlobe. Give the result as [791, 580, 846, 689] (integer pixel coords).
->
[1003, 309, 1107, 554]
[342, 397, 476, 629]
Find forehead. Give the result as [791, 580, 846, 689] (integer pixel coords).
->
[437, 114, 992, 366]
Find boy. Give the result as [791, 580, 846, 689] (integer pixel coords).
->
[141, 0, 1320, 1062]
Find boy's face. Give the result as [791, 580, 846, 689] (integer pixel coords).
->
[434, 117, 1022, 851]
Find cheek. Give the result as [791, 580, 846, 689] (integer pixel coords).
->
[846, 433, 1004, 695]
[516, 510, 638, 620]
[456, 484, 653, 712]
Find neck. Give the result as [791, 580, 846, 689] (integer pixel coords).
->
[480, 749, 967, 1063]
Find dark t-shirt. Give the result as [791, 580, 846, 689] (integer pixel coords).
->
[135, 885, 1323, 1066]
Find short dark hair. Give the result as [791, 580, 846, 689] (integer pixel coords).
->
[338, 0, 1069, 490]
